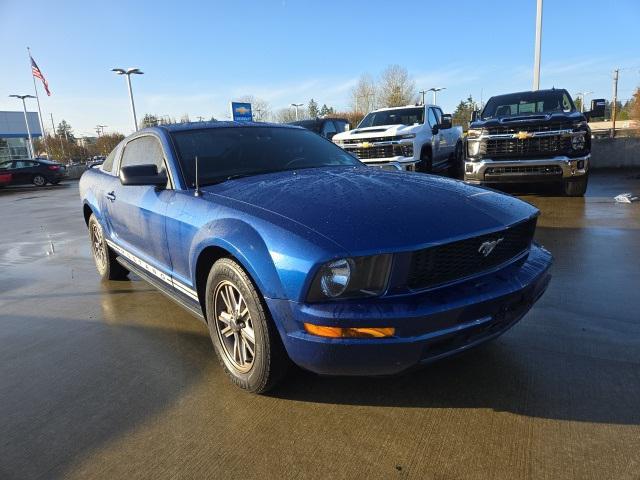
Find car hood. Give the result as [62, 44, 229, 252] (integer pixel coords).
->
[202, 167, 537, 255]
[471, 111, 585, 129]
[333, 124, 421, 141]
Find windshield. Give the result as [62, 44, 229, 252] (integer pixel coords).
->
[358, 108, 424, 128]
[171, 126, 361, 187]
[481, 90, 575, 119]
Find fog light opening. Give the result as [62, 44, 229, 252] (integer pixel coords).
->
[465, 164, 474, 173]
[577, 160, 585, 169]
[304, 323, 395, 338]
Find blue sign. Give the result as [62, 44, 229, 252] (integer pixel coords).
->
[231, 102, 253, 122]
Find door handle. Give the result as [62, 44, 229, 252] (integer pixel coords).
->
[105, 191, 116, 202]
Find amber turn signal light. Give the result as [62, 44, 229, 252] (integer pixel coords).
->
[304, 323, 395, 338]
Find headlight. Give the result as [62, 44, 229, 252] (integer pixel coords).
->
[467, 128, 483, 139]
[334, 139, 344, 145]
[307, 254, 392, 301]
[571, 133, 586, 150]
[399, 133, 416, 139]
[468, 140, 481, 156]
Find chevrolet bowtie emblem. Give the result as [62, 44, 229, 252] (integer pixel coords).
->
[361, 142, 372, 148]
[515, 131, 532, 140]
[478, 238, 504, 257]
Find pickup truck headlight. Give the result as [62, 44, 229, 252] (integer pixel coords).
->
[399, 133, 416, 139]
[467, 128, 483, 139]
[467, 139, 481, 156]
[307, 254, 392, 301]
[571, 132, 586, 150]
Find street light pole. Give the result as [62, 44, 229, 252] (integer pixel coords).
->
[575, 91, 593, 112]
[290, 103, 303, 121]
[112, 68, 144, 132]
[419, 90, 427, 105]
[9, 94, 36, 158]
[427, 87, 446, 105]
[532, 0, 543, 90]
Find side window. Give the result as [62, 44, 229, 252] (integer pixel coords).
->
[321, 121, 337, 138]
[434, 108, 443, 125]
[101, 147, 118, 174]
[120, 136, 166, 175]
[428, 108, 438, 127]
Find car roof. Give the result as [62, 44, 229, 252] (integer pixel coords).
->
[289, 118, 348, 127]
[157, 121, 302, 134]
[371, 104, 433, 112]
[489, 88, 569, 98]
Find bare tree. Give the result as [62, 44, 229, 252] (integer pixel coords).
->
[350, 74, 377, 114]
[274, 107, 304, 123]
[378, 65, 416, 108]
[236, 95, 271, 122]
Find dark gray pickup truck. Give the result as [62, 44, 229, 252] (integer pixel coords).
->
[464, 89, 605, 196]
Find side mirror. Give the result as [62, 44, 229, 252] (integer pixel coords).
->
[471, 110, 479, 122]
[585, 99, 606, 119]
[120, 164, 167, 187]
[440, 114, 453, 130]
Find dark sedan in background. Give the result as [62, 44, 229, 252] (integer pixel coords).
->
[0, 158, 67, 186]
[289, 118, 350, 140]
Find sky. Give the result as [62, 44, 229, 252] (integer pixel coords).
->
[1, 0, 639, 136]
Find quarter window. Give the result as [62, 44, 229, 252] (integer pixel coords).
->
[101, 147, 118, 174]
[120, 136, 166, 175]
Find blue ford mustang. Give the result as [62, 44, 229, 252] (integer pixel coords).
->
[79, 122, 552, 393]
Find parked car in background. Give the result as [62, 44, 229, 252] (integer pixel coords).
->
[332, 104, 463, 173]
[288, 118, 350, 140]
[80, 121, 552, 393]
[0, 158, 67, 186]
[464, 89, 604, 196]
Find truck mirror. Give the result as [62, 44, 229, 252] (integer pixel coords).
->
[471, 110, 479, 122]
[440, 114, 452, 130]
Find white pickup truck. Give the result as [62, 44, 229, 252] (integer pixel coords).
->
[332, 104, 463, 173]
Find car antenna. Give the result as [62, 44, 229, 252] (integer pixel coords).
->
[194, 155, 201, 197]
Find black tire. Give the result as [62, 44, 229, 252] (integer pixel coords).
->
[562, 174, 588, 197]
[449, 142, 464, 179]
[205, 258, 289, 393]
[418, 147, 432, 173]
[32, 174, 47, 187]
[88, 214, 129, 280]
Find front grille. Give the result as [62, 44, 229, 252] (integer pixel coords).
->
[485, 165, 562, 176]
[407, 218, 537, 290]
[485, 123, 573, 135]
[345, 144, 413, 160]
[342, 136, 401, 144]
[482, 135, 571, 158]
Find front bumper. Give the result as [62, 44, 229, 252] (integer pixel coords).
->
[361, 157, 419, 171]
[464, 154, 589, 184]
[266, 244, 552, 376]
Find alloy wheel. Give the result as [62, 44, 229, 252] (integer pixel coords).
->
[33, 175, 46, 186]
[91, 223, 106, 270]
[214, 280, 256, 373]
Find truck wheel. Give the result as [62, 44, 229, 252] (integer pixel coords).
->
[205, 258, 290, 393]
[449, 142, 464, 179]
[562, 174, 588, 197]
[88, 214, 129, 280]
[418, 148, 432, 173]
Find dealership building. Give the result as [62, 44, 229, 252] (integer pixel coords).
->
[0, 111, 42, 162]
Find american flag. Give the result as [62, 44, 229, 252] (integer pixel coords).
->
[30, 56, 51, 96]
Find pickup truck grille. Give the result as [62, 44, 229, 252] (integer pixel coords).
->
[344, 144, 413, 160]
[407, 218, 536, 290]
[485, 123, 573, 135]
[483, 135, 572, 158]
[342, 136, 402, 144]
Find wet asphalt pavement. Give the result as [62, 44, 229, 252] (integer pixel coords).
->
[1, 171, 639, 480]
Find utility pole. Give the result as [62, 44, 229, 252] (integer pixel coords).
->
[532, 0, 543, 90]
[611, 69, 619, 138]
[419, 90, 427, 105]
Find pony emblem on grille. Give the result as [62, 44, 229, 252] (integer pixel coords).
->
[478, 238, 504, 257]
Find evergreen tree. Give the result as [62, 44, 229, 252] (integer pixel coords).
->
[308, 99, 319, 118]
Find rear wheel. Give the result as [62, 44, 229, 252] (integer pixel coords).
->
[88, 214, 129, 280]
[205, 258, 289, 393]
[32, 174, 47, 187]
[450, 142, 464, 179]
[562, 174, 588, 197]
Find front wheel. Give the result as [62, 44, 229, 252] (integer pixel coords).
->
[450, 142, 464, 179]
[205, 258, 289, 393]
[562, 174, 588, 197]
[88, 214, 129, 280]
[417, 148, 432, 174]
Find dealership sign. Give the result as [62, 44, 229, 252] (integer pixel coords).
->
[230, 102, 253, 122]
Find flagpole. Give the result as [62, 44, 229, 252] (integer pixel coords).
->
[27, 47, 50, 159]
